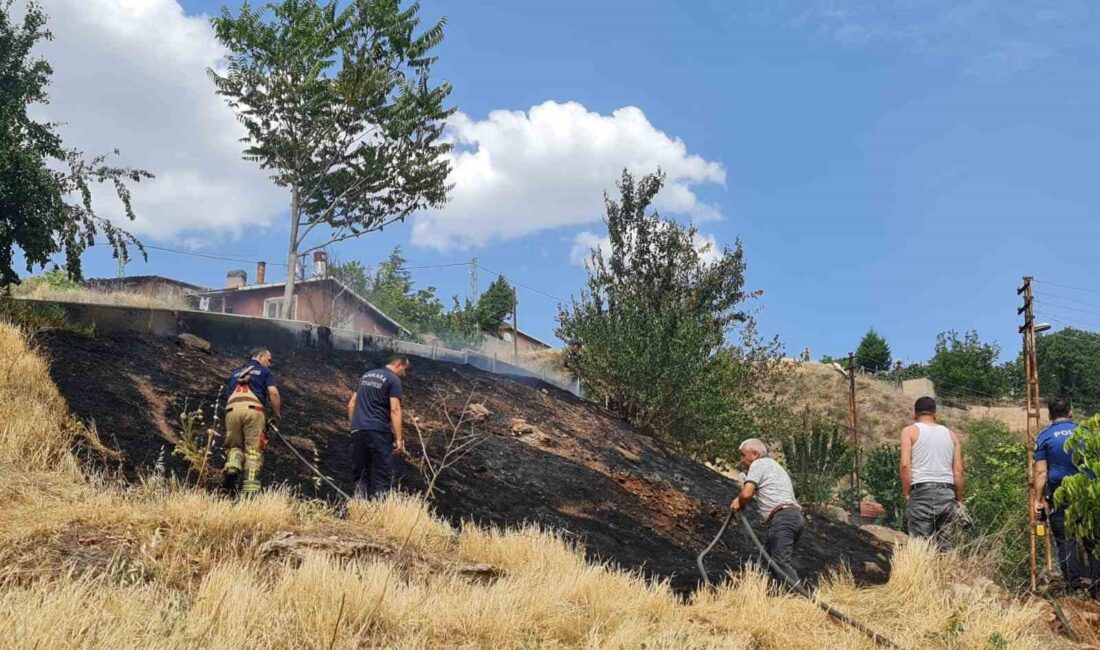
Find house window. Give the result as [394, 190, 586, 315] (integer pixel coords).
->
[263, 296, 298, 320]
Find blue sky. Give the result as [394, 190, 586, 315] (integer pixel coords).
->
[36, 0, 1100, 363]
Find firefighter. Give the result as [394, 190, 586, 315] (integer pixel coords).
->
[223, 347, 281, 495]
[347, 355, 409, 499]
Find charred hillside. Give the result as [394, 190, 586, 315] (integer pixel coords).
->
[41, 330, 891, 592]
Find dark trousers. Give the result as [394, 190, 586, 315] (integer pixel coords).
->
[765, 508, 804, 584]
[1048, 507, 1100, 592]
[351, 429, 395, 500]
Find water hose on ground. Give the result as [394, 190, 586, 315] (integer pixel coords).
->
[697, 510, 899, 649]
[696, 510, 733, 589]
[267, 423, 353, 501]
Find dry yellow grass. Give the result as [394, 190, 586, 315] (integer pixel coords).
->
[10, 283, 191, 311]
[0, 321, 1070, 648]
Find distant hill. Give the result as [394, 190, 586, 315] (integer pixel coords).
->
[769, 361, 1036, 447]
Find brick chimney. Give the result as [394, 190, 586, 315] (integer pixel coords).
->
[256, 261, 266, 284]
[313, 251, 328, 278]
[226, 269, 247, 289]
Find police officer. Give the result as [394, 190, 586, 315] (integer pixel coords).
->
[1034, 396, 1099, 597]
[347, 355, 409, 500]
[223, 347, 281, 495]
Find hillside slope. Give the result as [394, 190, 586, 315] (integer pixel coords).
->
[772, 362, 1034, 446]
[43, 331, 890, 591]
[0, 323, 1074, 647]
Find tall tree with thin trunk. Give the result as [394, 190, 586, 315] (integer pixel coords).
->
[210, 0, 453, 317]
[1, 1, 151, 285]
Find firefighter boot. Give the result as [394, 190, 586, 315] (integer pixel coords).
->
[223, 448, 244, 495]
[241, 446, 263, 495]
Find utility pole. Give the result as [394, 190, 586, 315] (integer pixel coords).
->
[469, 257, 479, 304]
[1018, 276, 1052, 590]
[512, 288, 519, 364]
[847, 352, 861, 505]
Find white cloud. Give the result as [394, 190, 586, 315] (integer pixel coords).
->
[569, 230, 722, 268]
[412, 101, 725, 250]
[569, 231, 610, 268]
[792, 0, 1094, 78]
[693, 232, 722, 266]
[33, 0, 285, 241]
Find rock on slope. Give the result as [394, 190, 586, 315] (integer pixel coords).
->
[42, 331, 891, 592]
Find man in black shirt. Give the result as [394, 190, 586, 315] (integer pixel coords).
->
[347, 355, 409, 499]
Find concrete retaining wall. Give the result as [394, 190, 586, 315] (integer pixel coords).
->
[20, 298, 581, 396]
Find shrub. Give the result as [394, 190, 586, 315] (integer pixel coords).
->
[864, 445, 903, 528]
[963, 419, 1029, 590]
[776, 409, 852, 507]
[1054, 413, 1100, 545]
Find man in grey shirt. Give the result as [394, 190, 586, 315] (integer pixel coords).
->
[730, 438, 804, 585]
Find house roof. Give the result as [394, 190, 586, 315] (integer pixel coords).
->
[498, 323, 555, 349]
[84, 275, 210, 293]
[192, 276, 409, 335]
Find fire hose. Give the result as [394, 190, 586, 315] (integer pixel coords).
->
[267, 423, 353, 501]
[697, 510, 899, 649]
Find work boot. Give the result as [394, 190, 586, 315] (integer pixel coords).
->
[241, 447, 262, 495]
[222, 469, 240, 496]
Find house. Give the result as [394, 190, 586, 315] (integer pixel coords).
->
[188, 254, 408, 338]
[82, 275, 209, 302]
[478, 323, 554, 361]
[496, 323, 553, 354]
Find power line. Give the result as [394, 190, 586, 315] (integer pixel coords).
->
[1034, 279, 1100, 296]
[1035, 292, 1100, 311]
[1034, 299, 1100, 320]
[114, 242, 566, 305]
[402, 262, 473, 271]
[476, 262, 564, 302]
[1035, 312, 1100, 334]
[95, 241, 291, 267]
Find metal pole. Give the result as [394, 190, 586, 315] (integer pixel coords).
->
[469, 257, 479, 303]
[512, 290, 519, 365]
[848, 352, 861, 504]
[1019, 276, 1041, 590]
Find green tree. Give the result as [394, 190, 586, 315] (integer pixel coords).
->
[557, 169, 777, 455]
[210, 0, 453, 317]
[1054, 414, 1100, 547]
[332, 247, 480, 348]
[926, 330, 1005, 402]
[1035, 329, 1100, 415]
[475, 276, 515, 333]
[332, 260, 370, 296]
[863, 445, 903, 528]
[855, 328, 891, 374]
[777, 410, 853, 507]
[1, 1, 151, 284]
[998, 355, 1025, 401]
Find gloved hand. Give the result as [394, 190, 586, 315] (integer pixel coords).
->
[268, 415, 281, 431]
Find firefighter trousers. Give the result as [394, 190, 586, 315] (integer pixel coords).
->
[225, 406, 266, 494]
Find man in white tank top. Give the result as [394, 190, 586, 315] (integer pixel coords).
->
[900, 397, 964, 550]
